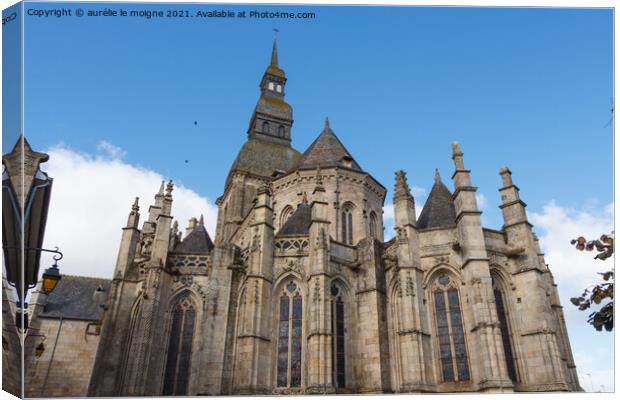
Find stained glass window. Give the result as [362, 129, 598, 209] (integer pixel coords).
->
[369, 211, 377, 239]
[163, 294, 196, 395]
[433, 280, 469, 383]
[276, 284, 303, 388]
[494, 287, 517, 382]
[341, 206, 354, 245]
[331, 284, 346, 388]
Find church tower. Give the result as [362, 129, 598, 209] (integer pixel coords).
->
[216, 34, 301, 244]
[247, 33, 293, 144]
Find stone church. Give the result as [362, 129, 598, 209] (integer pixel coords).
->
[23, 38, 581, 396]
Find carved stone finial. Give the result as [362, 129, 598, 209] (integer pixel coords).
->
[499, 166, 514, 187]
[199, 214, 204, 225]
[166, 180, 174, 196]
[158, 180, 165, 195]
[325, 116, 330, 129]
[394, 170, 413, 201]
[451, 141, 465, 169]
[434, 168, 441, 183]
[172, 220, 178, 231]
[451, 141, 462, 156]
[301, 192, 308, 204]
[132, 197, 140, 212]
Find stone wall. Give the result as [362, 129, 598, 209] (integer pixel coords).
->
[25, 318, 101, 397]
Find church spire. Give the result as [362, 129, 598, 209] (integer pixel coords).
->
[246, 35, 293, 144]
[271, 29, 279, 67]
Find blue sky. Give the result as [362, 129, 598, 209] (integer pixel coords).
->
[7, 1, 615, 392]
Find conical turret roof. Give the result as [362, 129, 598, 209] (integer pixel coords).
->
[174, 224, 214, 253]
[294, 119, 362, 172]
[416, 170, 456, 229]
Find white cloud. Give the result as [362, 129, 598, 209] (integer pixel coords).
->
[476, 193, 487, 210]
[411, 185, 427, 198]
[529, 200, 614, 325]
[529, 200, 614, 392]
[96, 140, 127, 160]
[38, 144, 218, 279]
[574, 350, 615, 392]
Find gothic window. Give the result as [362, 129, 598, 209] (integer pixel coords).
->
[331, 283, 346, 388]
[268, 82, 275, 91]
[276, 281, 303, 388]
[432, 274, 470, 383]
[278, 125, 285, 138]
[341, 204, 353, 245]
[163, 294, 196, 395]
[280, 205, 294, 228]
[492, 276, 518, 383]
[262, 121, 270, 134]
[237, 287, 247, 336]
[369, 211, 378, 239]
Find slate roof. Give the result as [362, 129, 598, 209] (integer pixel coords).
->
[294, 124, 362, 172]
[174, 224, 214, 253]
[39, 275, 111, 321]
[277, 203, 312, 236]
[227, 139, 301, 184]
[416, 177, 457, 229]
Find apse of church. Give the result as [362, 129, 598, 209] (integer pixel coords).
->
[26, 36, 581, 396]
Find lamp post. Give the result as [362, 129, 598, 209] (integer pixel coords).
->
[2, 136, 56, 332]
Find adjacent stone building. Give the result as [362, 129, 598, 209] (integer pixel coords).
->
[28, 37, 581, 396]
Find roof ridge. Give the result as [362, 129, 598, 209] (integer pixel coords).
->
[57, 274, 112, 282]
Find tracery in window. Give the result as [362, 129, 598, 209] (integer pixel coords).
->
[492, 275, 517, 383]
[279, 205, 294, 228]
[432, 274, 470, 383]
[369, 211, 378, 239]
[331, 283, 346, 388]
[277, 281, 303, 388]
[163, 293, 196, 395]
[341, 204, 353, 245]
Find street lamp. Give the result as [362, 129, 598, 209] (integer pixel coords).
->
[41, 248, 62, 295]
[2, 136, 55, 331]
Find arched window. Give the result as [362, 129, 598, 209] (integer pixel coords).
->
[237, 287, 247, 336]
[278, 125, 285, 138]
[432, 274, 469, 382]
[331, 283, 346, 388]
[276, 281, 303, 388]
[268, 82, 275, 91]
[369, 211, 378, 239]
[341, 205, 353, 245]
[163, 293, 196, 395]
[279, 205, 294, 229]
[262, 121, 270, 134]
[276, 84, 282, 93]
[492, 275, 518, 383]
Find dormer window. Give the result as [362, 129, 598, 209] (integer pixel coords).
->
[342, 156, 354, 169]
[276, 84, 282, 93]
[268, 82, 275, 91]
